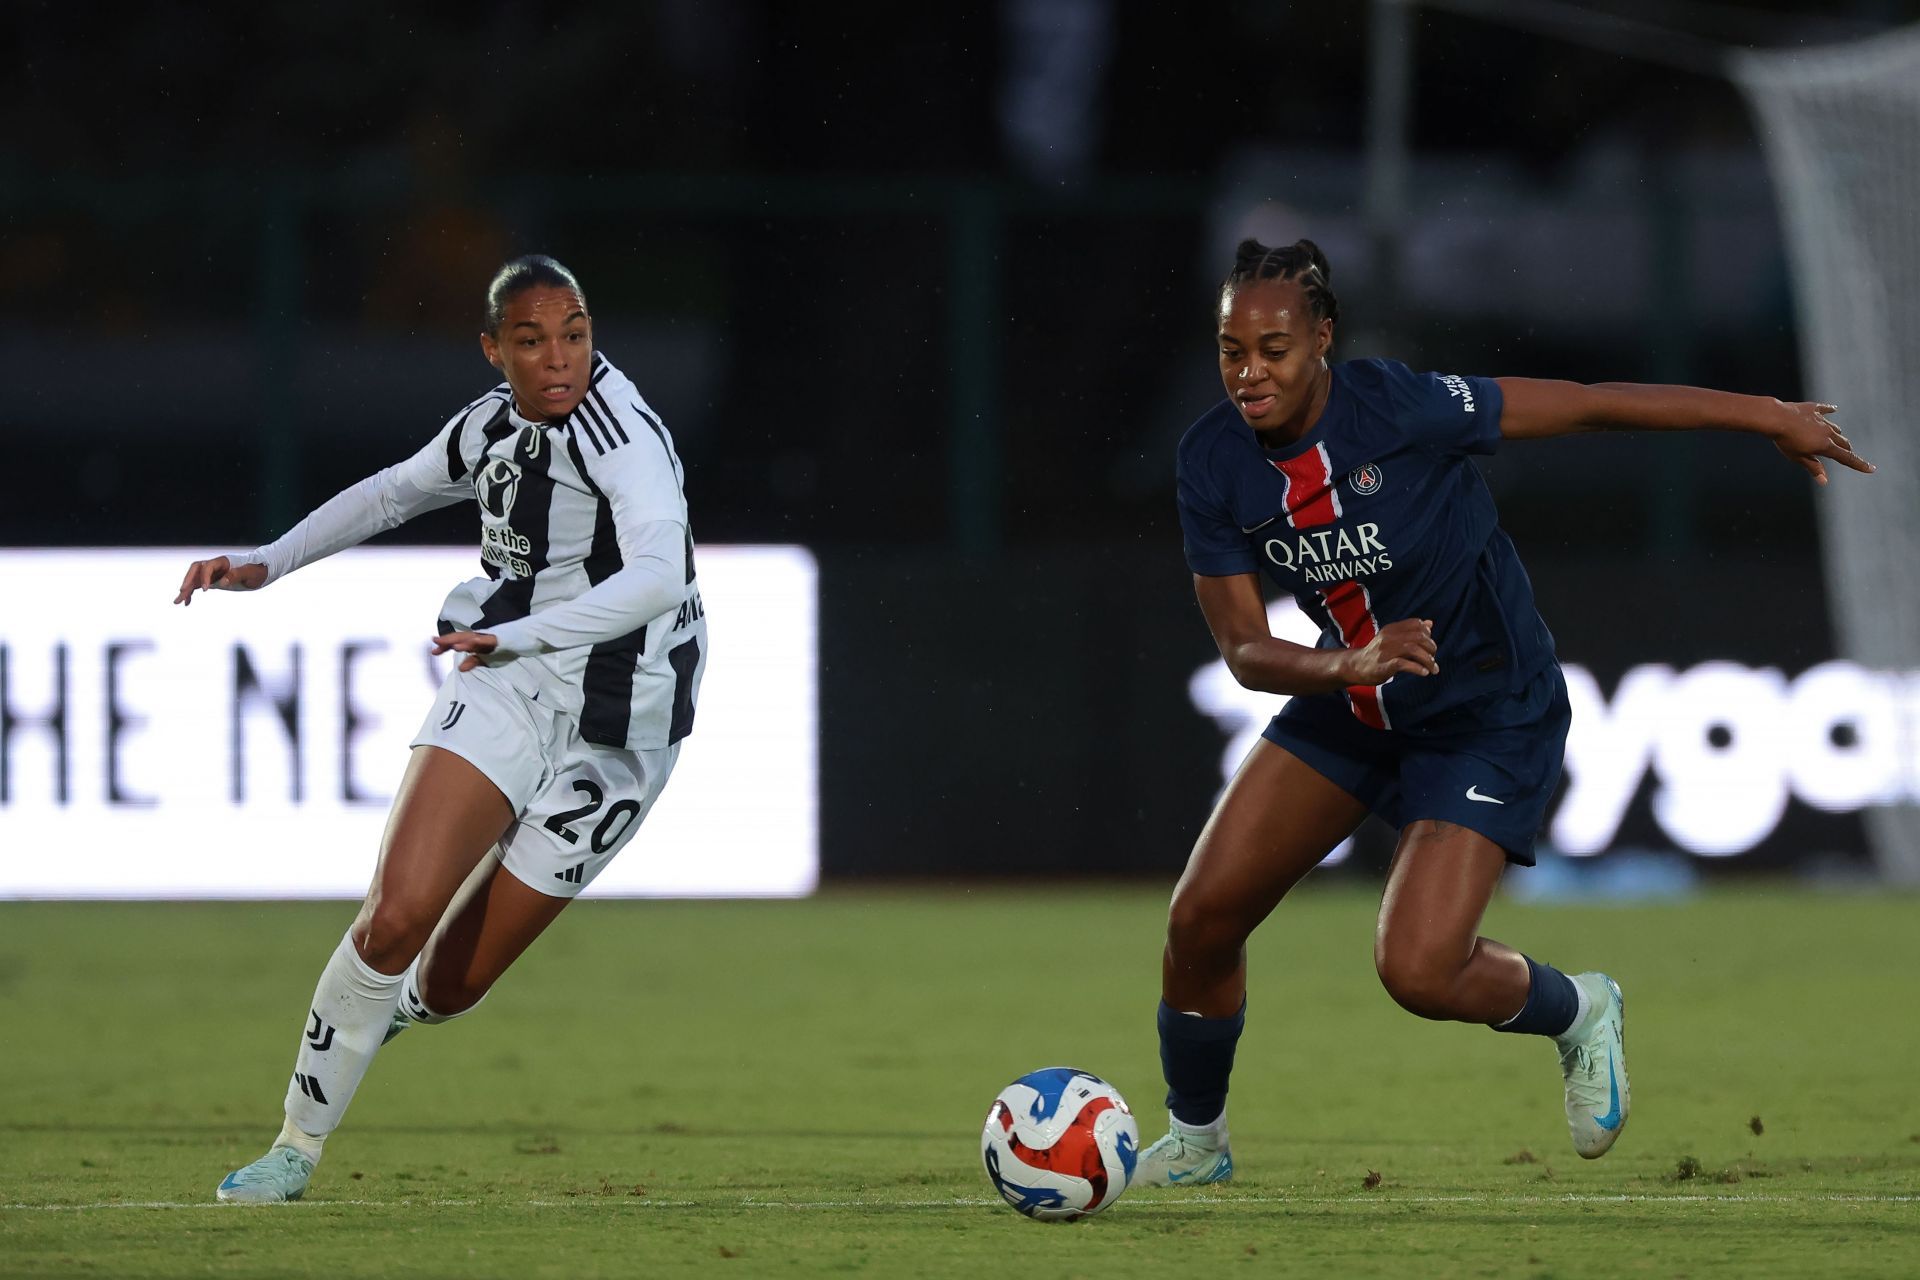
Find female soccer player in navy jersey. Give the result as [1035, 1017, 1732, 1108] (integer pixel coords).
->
[1137, 238, 1873, 1185]
[174, 256, 707, 1203]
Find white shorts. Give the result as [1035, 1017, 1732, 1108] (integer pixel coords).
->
[411, 665, 679, 898]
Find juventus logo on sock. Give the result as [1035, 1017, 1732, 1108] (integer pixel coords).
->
[304, 1010, 336, 1052]
[292, 1072, 329, 1105]
[439, 701, 467, 731]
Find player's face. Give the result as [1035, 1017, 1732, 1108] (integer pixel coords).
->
[481, 286, 594, 422]
[1217, 279, 1332, 435]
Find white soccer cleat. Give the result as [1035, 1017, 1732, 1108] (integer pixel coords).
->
[1556, 973, 1629, 1159]
[1133, 1122, 1234, 1187]
[215, 1145, 315, 1203]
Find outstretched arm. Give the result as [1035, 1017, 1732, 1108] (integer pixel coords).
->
[1495, 378, 1874, 485]
[174, 423, 473, 605]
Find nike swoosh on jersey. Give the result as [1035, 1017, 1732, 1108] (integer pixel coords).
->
[1465, 785, 1505, 805]
[1239, 516, 1279, 534]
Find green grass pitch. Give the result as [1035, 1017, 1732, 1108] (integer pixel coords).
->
[2, 884, 1916, 1277]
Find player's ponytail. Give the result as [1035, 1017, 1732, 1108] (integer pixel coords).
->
[1222, 238, 1340, 325]
[484, 255, 588, 334]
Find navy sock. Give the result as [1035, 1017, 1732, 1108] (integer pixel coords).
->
[1157, 999, 1245, 1125]
[1491, 956, 1579, 1037]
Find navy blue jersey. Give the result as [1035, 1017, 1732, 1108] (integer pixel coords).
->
[1176, 358, 1556, 733]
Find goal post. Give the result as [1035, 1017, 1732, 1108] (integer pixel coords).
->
[1733, 26, 1920, 883]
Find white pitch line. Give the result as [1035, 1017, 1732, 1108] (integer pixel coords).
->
[1, 1199, 485, 1212]
[732, 1194, 1918, 1209]
[3, 1193, 1913, 1213]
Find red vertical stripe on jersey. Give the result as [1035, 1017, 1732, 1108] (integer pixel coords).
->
[1268, 442, 1344, 528]
[1270, 446, 1388, 730]
[1321, 581, 1391, 729]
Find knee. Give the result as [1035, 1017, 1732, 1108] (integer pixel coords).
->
[1166, 888, 1254, 967]
[1373, 934, 1464, 1020]
[351, 897, 438, 974]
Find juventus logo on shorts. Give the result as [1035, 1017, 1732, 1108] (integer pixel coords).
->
[439, 701, 467, 731]
[304, 1010, 336, 1052]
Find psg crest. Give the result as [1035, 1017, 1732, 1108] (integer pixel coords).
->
[1349, 463, 1383, 495]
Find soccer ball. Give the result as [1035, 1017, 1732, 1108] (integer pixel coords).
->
[980, 1067, 1140, 1221]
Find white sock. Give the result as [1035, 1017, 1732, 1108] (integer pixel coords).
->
[274, 1117, 325, 1163]
[1171, 1108, 1228, 1142]
[396, 959, 486, 1027]
[1560, 976, 1595, 1041]
[281, 931, 405, 1144]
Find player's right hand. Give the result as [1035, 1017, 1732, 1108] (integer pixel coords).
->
[173, 556, 267, 605]
[1343, 618, 1438, 685]
[1765, 400, 1873, 485]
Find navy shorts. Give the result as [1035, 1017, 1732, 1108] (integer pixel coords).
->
[1260, 667, 1571, 866]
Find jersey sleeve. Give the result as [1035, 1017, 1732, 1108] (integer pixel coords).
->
[231, 407, 480, 585]
[390, 404, 490, 506]
[485, 411, 692, 658]
[580, 411, 689, 541]
[1374, 360, 1504, 456]
[486, 519, 686, 657]
[1177, 442, 1260, 577]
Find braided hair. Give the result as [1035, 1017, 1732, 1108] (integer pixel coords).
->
[1220, 238, 1339, 326]
[483, 255, 587, 334]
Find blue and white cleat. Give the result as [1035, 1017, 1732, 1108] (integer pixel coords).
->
[1133, 1122, 1234, 1187]
[1556, 973, 1629, 1159]
[215, 1146, 315, 1203]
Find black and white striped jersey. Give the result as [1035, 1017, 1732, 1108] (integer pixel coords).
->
[238, 352, 705, 751]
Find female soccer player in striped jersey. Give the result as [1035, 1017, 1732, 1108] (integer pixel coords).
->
[1139, 238, 1872, 1185]
[175, 256, 708, 1203]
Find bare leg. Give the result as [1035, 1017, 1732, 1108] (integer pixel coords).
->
[1143, 740, 1369, 1180]
[412, 857, 571, 1015]
[1163, 740, 1369, 1017]
[226, 747, 517, 1195]
[351, 746, 516, 975]
[1372, 819, 1529, 1023]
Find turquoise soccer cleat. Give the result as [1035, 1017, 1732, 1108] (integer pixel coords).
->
[1556, 973, 1630, 1159]
[1133, 1124, 1235, 1187]
[215, 1145, 315, 1203]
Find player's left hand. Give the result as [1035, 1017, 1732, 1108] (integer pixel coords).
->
[431, 631, 499, 672]
[1767, 401, 1873, 485]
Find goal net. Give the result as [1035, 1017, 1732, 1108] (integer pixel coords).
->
[1734, 26, 1920, 883]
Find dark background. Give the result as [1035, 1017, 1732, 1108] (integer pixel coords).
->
[6, 0, 1909, 878]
